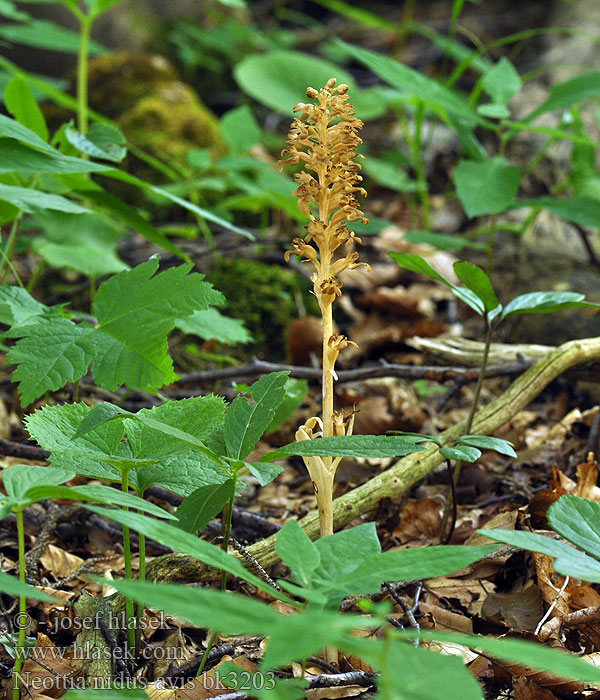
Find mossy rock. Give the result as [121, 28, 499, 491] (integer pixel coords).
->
[118, 80, 222, 163]
[208, 259, 318, 359]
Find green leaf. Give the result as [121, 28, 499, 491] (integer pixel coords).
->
[65, 122, 126, 163]
[440, 445, 481, 462]
[0, 112, 56, 152]
[91, 259, 223, 392]
[225, 372, 289, 460]
[404, 230, 487, 252]
[221, 105, 261, 153]
[6, 318, 96, 406]
[454, 157, 521, 216]
[175, 308, 251, 345]
[265, 378, 308, 434]
[313, 522, 381, 585]
[64, 689, 149, 699]
[264, 435, 427, 461]
[501, 291, 598, 319]
[0, 570, 58, 602]
[337, 39, 483, 126]
[457, 435, 516, 458]
[32, 210, 128, 277]
[453, 261, 500, 314]
[362, 157, 425, 193]
[547, 495, 600, 563]
[517, 195, 600, 230]
[175, 480, 234, 533]
[389, 252, 485, 315]
[0, 139, 111, 174]
[219, 664, 306, 700]
[4, 75, 48, 141]
[276, 520, 321, 587]
[235, 50, 378, 120]
[0, 183, 89, 214]
[477, 528, 600, 582]
[0, 19, 105, 54]
[0, 285, 48, 327]
[243, 461, 284, 486]
[2, 464, 75, 501]
[477, 103, 510, 119]
[527, 71, 600, 121]
[481, 57, 522, 106]
[85, 506, 294, 600]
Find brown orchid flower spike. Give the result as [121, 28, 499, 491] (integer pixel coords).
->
[279, 78, 369, 537]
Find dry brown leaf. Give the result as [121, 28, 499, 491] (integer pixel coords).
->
[533, 552, 571, 617]
[40, 545, 84, 580]
[481, 584, 543, 632]
[426, 576, 493, 616]
[147, 685, 177, 700]
[176, 655, 258, 699]
[513, 675, 560, 700]
[419, 601, 472, 633]
[394, 498, 442, 545]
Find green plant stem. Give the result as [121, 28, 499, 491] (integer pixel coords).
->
[135, 490, 147, 650]
[12, 508, 26, 700]
[0, 212, 23, 284]
[120, 469, 136, 657]
[77, 16, 92, 135]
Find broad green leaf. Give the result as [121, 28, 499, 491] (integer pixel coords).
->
[243, 461, 284, 486]
[65, 122, 126, 163]
[398, 629, 600, 687]
[135, 452, 229, 497]
[0, 140, 111, 174]
[527, 71, 600, 121]
[264, 435, 427, 461]
[344, 635, 483, 700]
[0, 183, 88, 214]
[265, 377, 308, 434]
[516, 195, 600, 230]
[84, 506, 295, 600]
[481, 57, 522, 106]
[547, 495, 600, 562]
[91, 259, 223, 392]
[0, 570, 58, 602]
[2, 464, 75, 501]
[0, 112, 56, 152]
[454, 157, 521, 216]
[389, 252, 485, 314]
[234, 50, 379, 120]
[440, 445, 481, 462]
[453, 261, 500, 313]
[221, 105, 261, 153]
[225, 372, 289, 461]
[276, 520, 321, 587]
[478, 528, 600, 582]
[337, 39, 483, 126]
[32, 210, 127, 277]
[501, 291, 598, 318]
[175, 480, 234, 533]
[4, 75, 48, 141]
[0, 285, 48, 327]
[0, 19, 105, 53]
[6, 318, 96, 406]
[457, 435, 516, 458]
[362, 157, 425, 193]
[175, 308, 251, 345]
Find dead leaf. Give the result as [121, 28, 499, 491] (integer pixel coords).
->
[40, 545, 84, 580]
[419, 601, 472, 633]
[394, 498, 442, 545]
[513, 675, 560, 700]
[533, 552, 571, 617]
[481, 585, 543, 632]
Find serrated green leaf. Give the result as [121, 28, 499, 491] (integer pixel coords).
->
[225, 372, 289, 461]
[453, 261, 500, 314]
[65, 122, 126, 163]
[6, 318, 96, 406]
[266, 378, 309, 434]
[478, 528, 600, 582]
[264, 435, 427, 461]
[0, 285, 48, 327]
[4, 75, 48, 141]
[91, 259, 223, 392]
[454, 157, 521, 216]
[481, 57, 522, 106]
[547, 495, 600, 563]
[276, 520, 321, 587]
[440, 445, 481, 462]
[501, 291, 598, 318]
[175, 308, 251, 345]
[175, 480, 234, 533]
[457, 435, 516, 457]
[243, 461, 284, 486]
[2, 464, 75, 501]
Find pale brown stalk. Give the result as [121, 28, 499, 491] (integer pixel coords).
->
[279, 78, 369, 537]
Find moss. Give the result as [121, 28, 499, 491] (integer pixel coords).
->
[208, 259, 318, 359]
